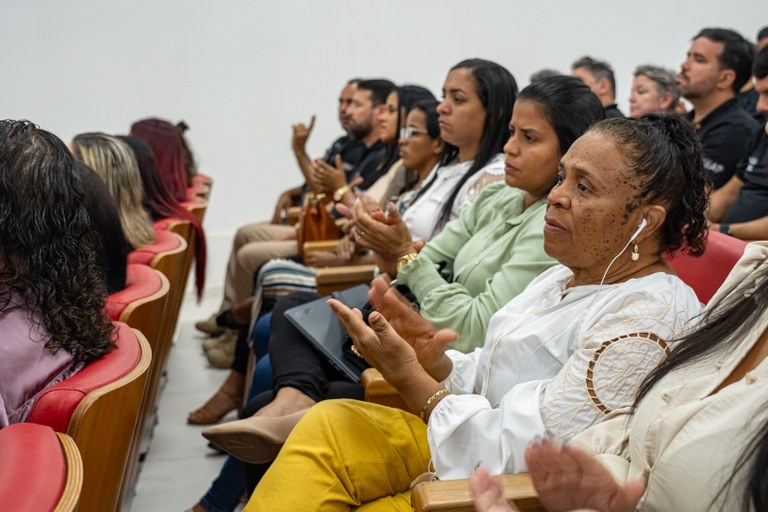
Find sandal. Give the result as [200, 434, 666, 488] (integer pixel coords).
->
[187, 388, 242, 425]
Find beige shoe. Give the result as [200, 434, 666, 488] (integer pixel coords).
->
[205, 331, 237, 369]
[202, 409, 309, 464]
[195, 313, 225, 336]
[203, 329, 237, 353]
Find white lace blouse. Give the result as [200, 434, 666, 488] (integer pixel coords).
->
[571, 242, 767, 512]
[427, 265, 702, 479]
[401, 154, 504, 242]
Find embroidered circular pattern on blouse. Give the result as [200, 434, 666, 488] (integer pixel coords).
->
[586, 332, 669, 413]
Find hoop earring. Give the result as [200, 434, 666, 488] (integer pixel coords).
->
[631, 243, 640, 261]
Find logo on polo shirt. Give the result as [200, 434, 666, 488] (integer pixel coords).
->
[703, 158, 725, 174]
[745, 156, 758, 174]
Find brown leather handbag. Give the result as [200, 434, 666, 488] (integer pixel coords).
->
[297, 193, 341, 258]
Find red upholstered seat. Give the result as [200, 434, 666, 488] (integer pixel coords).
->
[25, 322, 150, 512]
[26, 322, 143, 432]
[127, 228, 184, 266]
[192, 173, 212, 187]
[663, 230, 747, 305]
[105, 263, 166, 321]
[0, 423, 82, 512]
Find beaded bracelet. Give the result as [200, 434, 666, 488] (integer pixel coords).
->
[419, 389, 450, 421]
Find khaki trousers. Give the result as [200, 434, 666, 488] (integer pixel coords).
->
[220, 222, 297, 310]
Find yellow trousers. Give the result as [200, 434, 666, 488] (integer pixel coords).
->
[246, 399, 432, 511]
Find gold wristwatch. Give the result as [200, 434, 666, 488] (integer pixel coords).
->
[396, 252, 419, 273]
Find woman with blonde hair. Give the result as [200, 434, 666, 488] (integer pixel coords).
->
[72, 133, 156, 249]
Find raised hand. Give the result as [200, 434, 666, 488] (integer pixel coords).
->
[312, 155, 347, 193]
[367, 276, 456, 379]
[354, 200, 416, 260]
[336, 235, 357, 261]
[526, 437, 645, 512]
[291, 115, 316, 154]
[470, 466, 519, 512]
[328, 299, 420, 384]
[367, 276, 433, 343]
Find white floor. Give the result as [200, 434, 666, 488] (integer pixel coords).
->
[128, 290, 244, 512]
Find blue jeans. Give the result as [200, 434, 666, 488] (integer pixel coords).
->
[199, 314, 273, 512]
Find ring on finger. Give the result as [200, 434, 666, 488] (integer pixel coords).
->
[350, 344, 362, 358]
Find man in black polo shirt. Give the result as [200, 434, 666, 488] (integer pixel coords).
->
[571, 56, 625, 118]
[678, 27, 758, 189]
[271, 78, 367, 223]
[709, 46, 768, 240]
[311, 79, 395, 204]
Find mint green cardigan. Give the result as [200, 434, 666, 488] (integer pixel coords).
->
[397, 182, 556, 352]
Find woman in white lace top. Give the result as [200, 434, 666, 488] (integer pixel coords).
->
[248, 113, 711, 511]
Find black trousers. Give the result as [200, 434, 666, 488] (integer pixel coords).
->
[242, 291, 365, 493]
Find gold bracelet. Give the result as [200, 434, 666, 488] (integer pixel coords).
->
[396, 252, 419, 273]
[419, 389, 450, 421]
[333, 185, 351, 202]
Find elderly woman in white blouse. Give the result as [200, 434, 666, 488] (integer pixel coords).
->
[246, 114, 710, 511]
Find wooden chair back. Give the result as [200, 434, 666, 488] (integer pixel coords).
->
[182, 195, 208, 222]
[26, 323, 151, 512]
[151, 219, 196, 342]
[128, 229, 188, 374]
[0, 423, 83, 512]
[106, 265, 170, 500]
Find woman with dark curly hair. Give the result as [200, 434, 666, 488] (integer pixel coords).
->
[0, 120, 115, 428]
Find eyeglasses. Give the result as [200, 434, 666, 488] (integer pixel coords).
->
[400, 127, 429, 140]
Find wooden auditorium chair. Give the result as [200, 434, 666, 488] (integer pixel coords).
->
[183, 194, 208, 223]
[25, 322, 151, 512]
[368, 231, 749, 511]
[106, 264, 170, 499]
[192, 172, 213, 196]
[303, 240, 377, 296]
[0, 423, 83, 512]
[152, 217, 199, 326]
[190, 175, 212, 200]
[127, 228, 188, 375]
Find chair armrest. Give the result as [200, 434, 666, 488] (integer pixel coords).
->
[412, 473, 544, 512]
[361, 368, 411, 412]
[315, 265, 376, 296]
[303, 240, 341, 253]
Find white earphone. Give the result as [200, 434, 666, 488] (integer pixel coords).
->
[629, 218, 648, 243]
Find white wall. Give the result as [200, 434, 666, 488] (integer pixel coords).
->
[1, 1, 763, 296]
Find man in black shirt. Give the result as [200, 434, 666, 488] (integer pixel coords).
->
[709, 46, 768, 240]
[678, 27, 758, 189]
[572, 56, 625, 118]
[311, 79, 395, 204]
[271, 79, 367, 223]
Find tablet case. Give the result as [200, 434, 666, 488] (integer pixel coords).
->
[283, 284, 371, 382]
